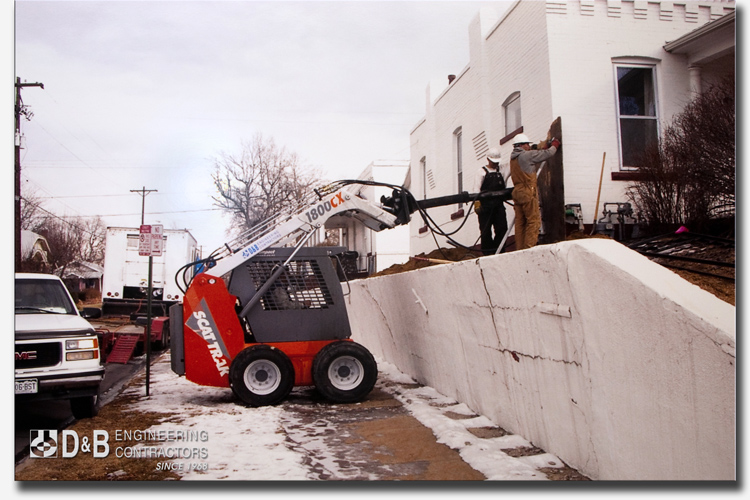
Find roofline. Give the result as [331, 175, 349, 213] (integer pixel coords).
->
[664, 10, 735, 53]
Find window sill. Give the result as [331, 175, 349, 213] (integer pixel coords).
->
[418, 225, 429, 234]
[450, 209, 465, 220]
[500, 126, 524, 146]
[611, 171, 644, 181]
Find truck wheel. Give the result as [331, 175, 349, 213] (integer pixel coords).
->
[70, 395, 98, 419]
[312, 341, 377, 404]
[229, 346, 295, 407]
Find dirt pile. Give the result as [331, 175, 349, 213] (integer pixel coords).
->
[370, 247, 484, 278]
[369, 235, 734, 305]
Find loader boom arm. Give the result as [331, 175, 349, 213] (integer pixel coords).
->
[189, 179, 513, 282]
[205, 185, 399, 278]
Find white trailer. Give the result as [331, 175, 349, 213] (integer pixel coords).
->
[102, 227, 199, 317]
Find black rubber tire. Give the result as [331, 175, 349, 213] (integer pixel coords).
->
[312, 341, 378, 404]
[154, 323, 170, 351]
[229, 345, 295, 407]
[70, 395, 98, 419]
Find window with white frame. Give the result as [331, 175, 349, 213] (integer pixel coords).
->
[504, 92, 522, 136]
[615, 64, 659, 169]
[454, 128, 463, 205]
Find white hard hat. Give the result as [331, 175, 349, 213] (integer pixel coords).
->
[512, 133, 531, 145]
[486, 147, 501, 163]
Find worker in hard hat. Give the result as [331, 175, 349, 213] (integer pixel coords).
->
[473, 147, 508, 255]
[509, 133, 561, 250]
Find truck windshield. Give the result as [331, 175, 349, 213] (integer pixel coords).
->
[15, 278, 77, 315]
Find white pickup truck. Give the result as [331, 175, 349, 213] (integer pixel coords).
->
[15, 273, 105, 419]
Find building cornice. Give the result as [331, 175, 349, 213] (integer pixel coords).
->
[664, 10, 735, 53]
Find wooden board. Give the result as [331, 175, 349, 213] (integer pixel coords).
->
[537, 116, 565, 244]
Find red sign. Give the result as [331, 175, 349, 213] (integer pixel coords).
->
[139, 224, 164, 256]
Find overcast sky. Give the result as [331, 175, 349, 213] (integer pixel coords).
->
[11, 0, 511, 253]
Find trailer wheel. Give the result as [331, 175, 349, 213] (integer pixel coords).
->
[154, 323, 170, 351]
[313, 341, 377, 403]
[229, 345, 295, 407]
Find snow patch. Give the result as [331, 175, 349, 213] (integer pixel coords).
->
[121, 355, 570, 481]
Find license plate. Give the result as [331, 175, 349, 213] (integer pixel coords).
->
[15, 379, 38, 394]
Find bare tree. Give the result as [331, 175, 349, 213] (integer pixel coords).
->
[212, 134, 320, 236]
[22, 211, 107, 273]
[35, 216, 82, 277]
[20, 189, 47, 232]
[77, 216, 107, 264]
[627, 76, 735, 232]
[664, 75, 735, 215]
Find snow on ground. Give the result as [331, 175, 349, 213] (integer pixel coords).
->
[123, 354, 564, 481]
[379, 371, 564, 480]
[123, 357, 310, 480]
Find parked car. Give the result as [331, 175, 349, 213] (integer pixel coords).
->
[15, 273, 105, 419]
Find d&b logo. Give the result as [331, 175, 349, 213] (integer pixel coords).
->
[29, 429, 110, 458]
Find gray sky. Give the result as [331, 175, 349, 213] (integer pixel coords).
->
[11, 0, 509, 252]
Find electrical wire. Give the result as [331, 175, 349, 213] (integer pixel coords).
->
[336, 179, 499, 254]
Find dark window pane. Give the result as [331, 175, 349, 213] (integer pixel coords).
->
[617, 67, 655, 117]
[456, 131, 463, 193]
[620, 118, 658, 167]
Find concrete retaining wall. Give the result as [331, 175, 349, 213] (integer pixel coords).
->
[347, 239, 735, 480]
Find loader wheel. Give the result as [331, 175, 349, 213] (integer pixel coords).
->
[312, 341, 377, 404]
[229, 345, 295, 407]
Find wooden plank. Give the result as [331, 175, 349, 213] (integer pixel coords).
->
[538, 116, 566, 244]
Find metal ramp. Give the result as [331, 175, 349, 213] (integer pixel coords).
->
[106, 334, 140, 364]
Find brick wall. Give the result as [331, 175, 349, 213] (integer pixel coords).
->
[409, 0, 734, 255]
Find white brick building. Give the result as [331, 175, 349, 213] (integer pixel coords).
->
[409, 0, 735, 255]
[325, 160, 410, 274]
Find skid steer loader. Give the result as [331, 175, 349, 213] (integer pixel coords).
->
[169, 180, 512, 406]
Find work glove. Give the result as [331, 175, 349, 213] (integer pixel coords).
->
[473, 201, 481, 213]
[551, 139, 561, 149]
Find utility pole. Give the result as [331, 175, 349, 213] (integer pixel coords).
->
[130, 186, 158, 225]
[15, 77, 44, 272]
[131, 186, 157, 396]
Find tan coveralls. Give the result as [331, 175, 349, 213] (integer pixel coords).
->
[509, 142, 558, 250]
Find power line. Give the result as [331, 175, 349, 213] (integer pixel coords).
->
[93, 208, 223, 217]
[28, 208, 222, 218]
[21, 196, 102, 240]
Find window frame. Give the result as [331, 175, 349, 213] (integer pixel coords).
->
[454, 127, 464, 208]
[613, 61, 661, 171]
[503, 91, 522, 137]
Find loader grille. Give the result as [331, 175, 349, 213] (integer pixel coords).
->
[245, 259, 334, 311]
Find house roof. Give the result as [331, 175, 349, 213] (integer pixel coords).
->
[57, 261, 104, 280]
[664, 11, 735, 65]
[20, 230, 50, 262]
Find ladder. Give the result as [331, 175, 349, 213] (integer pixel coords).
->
[106, 333, 140, 364]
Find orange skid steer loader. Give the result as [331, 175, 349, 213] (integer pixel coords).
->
[169, 180, 512, 406]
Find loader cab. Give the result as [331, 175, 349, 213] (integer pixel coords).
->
[227, 246, 352, 343]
